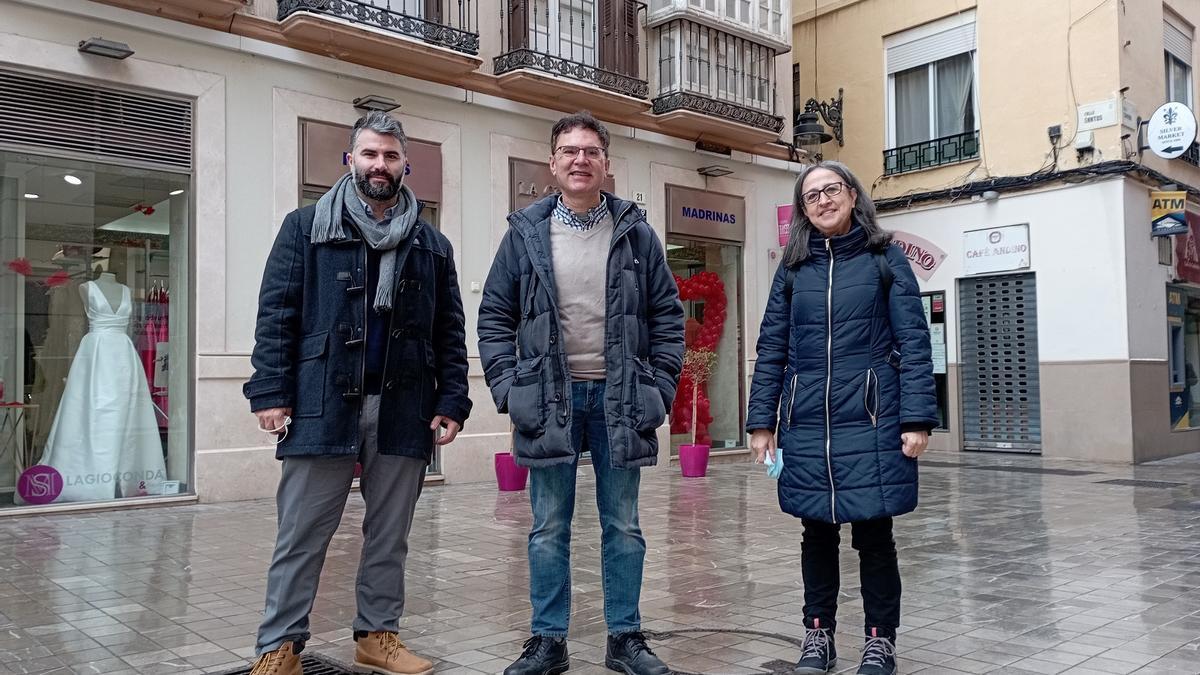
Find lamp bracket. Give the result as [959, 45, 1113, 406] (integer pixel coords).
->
[803, 88, 844, 147]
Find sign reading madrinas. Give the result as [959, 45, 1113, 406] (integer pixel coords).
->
[963, 224, 1030, 275]
[1152, 190, 1189, 237]
[1147, 102, 1198, 160]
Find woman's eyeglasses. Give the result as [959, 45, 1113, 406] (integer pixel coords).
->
[801, 182, 849, 206]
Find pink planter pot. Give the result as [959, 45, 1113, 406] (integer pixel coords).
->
[679, 444, 711, 477]
[494, 452, 529, 491]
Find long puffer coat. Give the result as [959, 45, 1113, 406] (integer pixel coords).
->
[746, 225, 937, 523]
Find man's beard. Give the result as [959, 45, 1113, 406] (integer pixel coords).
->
[354, 166, 402, 201]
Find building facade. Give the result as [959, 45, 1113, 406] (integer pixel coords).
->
[792, 0, 1200, 463]
[0, 0, 804, 513]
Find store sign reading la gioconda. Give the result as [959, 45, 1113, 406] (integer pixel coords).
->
[963, 224, 1030, 275]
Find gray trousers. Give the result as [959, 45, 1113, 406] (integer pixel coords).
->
[256, 395, 427, 655]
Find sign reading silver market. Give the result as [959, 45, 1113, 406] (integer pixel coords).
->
[1147, 102, 1198, 160]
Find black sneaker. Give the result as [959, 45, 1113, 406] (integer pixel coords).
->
[504, 635, 569, 675]
[855, 634, 896, 675]
[605, 631, 669, 675]
[793, 620, 837, 675]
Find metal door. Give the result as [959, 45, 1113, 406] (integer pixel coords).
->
[959, 273, 1042, 453]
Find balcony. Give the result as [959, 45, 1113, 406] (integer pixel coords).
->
[277, 0, 482, 81]
[1180, 141, 1200, 168]
[645, 0, 790, 53]
[648, 20, 785, 144]
[494, 0, 650, 117]
[92, 0, 249, 24]
[883, 130, 980, 176]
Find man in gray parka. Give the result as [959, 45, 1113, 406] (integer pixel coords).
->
[478, 111, 684, 675]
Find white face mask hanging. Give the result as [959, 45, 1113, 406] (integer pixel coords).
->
[259, 416, 292, 445]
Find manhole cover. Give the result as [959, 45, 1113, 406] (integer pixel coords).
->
[217, 654, 355, 675]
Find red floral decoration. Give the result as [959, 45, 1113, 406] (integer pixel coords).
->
[5, 257, 32, 276]
[670, 272, 727, 445]
[44, 269, 70, 288]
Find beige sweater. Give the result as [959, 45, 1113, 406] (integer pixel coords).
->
[550, 211, 614, 381]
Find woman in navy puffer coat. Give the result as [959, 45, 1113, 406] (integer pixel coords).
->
[746, 162, 937, 675]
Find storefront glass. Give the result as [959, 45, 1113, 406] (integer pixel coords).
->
[923, 290, 949, 430]
[667, 238, 744, 455]
[0, 151, 190, 508]
[1166, 285, 1200, 430]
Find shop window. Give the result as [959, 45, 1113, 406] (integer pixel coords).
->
[667, 238, 744, 454]
[923, 291, 949, 430]
[1, 152, 190, 507]
[1167, 285, 1200, 430]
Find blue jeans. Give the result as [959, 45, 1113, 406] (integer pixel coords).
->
[528, 380, 645, 637]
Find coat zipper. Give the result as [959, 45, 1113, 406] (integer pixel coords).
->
[824, 238, 837, 523]
[786, 373, 798, 428]
[865, 368, 878, 427]
[608, 202, 638, 424]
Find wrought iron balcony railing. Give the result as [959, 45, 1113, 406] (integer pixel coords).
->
[278, 0, 479, 55]
[652, 92, 784, 133]
[1180, 141, 1200, 167]
[496, 0, 649, 99]
[883, 130, 980, 176]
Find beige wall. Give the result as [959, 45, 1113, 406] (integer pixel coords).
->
[1120, 0, 1200, 186]
[792, 0, 1152, 199]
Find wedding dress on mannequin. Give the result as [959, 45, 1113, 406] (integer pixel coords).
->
[39, 274, 166, 502]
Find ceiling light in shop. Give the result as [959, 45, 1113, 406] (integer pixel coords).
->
[169, 189, 184, 196]
[23, 193, 38, 199]
[63, 175, 82, 185]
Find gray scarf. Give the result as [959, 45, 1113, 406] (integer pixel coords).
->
[311, 172, 419, 312]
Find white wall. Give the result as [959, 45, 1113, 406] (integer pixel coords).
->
[878, 178, 1131, 364]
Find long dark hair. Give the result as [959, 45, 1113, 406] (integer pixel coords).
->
[781, 161, 892, 267]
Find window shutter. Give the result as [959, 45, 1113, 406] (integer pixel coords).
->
[600, 0, 622, 71]
[424, 0, 443, 25]
[623, 0, 640, 77]
[1165, 16, 1193, 65]
[508, 0, 529, 49]
[886, 21, 975, 74]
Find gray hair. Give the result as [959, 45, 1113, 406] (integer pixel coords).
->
[782, 160, 892, 267]
[350, 110, 408, 154]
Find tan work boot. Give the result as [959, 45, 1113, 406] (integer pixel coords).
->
[354, 631, 434, 675]
[250, 641, 303, 675]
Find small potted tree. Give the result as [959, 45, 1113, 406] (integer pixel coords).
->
[679, 348, 716, 477]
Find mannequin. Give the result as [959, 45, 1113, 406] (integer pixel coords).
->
[39, 273, 166, 502]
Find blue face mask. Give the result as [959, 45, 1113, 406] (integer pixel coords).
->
[764, 448, 784, 479]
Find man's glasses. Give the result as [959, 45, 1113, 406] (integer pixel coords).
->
[801, 182, 849, 205]
[554, 146, 606, 160]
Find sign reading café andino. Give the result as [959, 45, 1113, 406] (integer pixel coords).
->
[666, 185, 745, 242]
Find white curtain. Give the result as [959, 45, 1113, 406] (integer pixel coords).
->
[936, 52, 973, 137]
[894, 65, 929, 147]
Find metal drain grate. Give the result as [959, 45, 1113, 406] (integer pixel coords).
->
[971, 465, 1097, 476]
[919, 460, 967, 468]
[918, 461, 1096, 476]
[218, 654, 355, 675]
[1096, 478, 1187, 489]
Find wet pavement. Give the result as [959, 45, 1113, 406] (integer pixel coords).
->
[0, 450, 1198, 675]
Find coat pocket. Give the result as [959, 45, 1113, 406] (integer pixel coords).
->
[863, 368, 880, 427]
[293, 331, 328, 418]
[508, 355, 547, 436]
[633, 357, 666, 432]
[780, 372, 798, 429]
